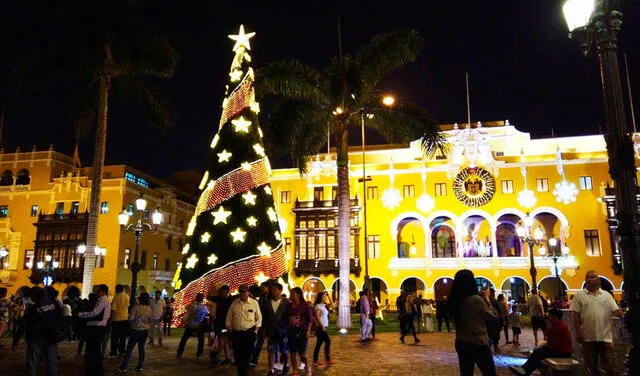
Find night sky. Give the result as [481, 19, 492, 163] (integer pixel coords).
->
[1, 1, 639, 178]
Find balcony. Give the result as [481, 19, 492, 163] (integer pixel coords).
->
[148, 270, 174, 282]
[293, 198, 359, 211]
[388, 256, 579, 271]
[38, 212, 89, 222]
[293, 258, 362, 277]
[29, 267, 83, 284]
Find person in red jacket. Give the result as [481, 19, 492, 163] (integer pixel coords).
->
[509, 308, 572, 376]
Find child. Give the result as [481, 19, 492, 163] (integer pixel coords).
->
[509, 305, 522, 346]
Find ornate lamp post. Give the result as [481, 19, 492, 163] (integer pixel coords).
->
[538, 237, 571, 299]
[516, 213, 545, 289]
[563, 1, 640, 373]
[118, 194, 163, 311]
[37, 250, 59, 286]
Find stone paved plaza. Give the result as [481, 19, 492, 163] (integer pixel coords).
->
[1, 328, 540, 375]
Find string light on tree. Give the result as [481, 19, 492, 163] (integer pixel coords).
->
[181, 244, 190, 255]
[230, 227, 247, 243]
[185, 254, 199, 269]
[242, 190, 257, 205]
[264, 186, 272, 195]
[232, 116, 252, 133]
[253, 144, 265, 156]
[210, 134, 220, 149]
[255, 272, 269, 284]
[257, 242, 272, 257]
[217, 150, 232, 162]
[274, 231, 281, 241]
[241, 162, 252, 171]
[267, 207, 278, 222]
[212, 206, 232, 225]
[250, 101, 260, 114]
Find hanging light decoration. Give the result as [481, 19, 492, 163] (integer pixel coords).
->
[416, 158, 435, 213]
[552, 146, 578, 204]
[381, 158, 402, 209]
[517, 149, 537, 208]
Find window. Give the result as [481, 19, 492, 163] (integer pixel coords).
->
[536, 178, 549, 192]
[584, 229, 601, 256]
[331, 186, 338, 201]
[178, 238, 183, 252]
[164, 258, 170, 271]
[140, 251, 147, 270]
[285, 238, 291, 255]
[435, 183, 447, 197]
[55, 202, 64, 216]
[144, 209, 150, 220]
[313, 187, 324, 201]
[308, 234, 316, 258]
[327, 235, 336, 258]
[298, 236, 307, 259]
[24, 249, 34, 270]
[501, 180, 514, 194]
[579, 176, 593, 191]
[152, 252, 158, 270]
[123, 249, 130, 269]
[100, 202, 109, 214]
[0, 205, 8, 218]
[403, 185, 415, 198]
[71, 201, 80, 215]
[125, 171, 150, 188]
[367, 235, 380, 259]
[281, 191, 291, 204]
[366, 186, 378, 200]
[31, 205, 39, 217]
[167, 236, 173, 250]
[318, 234, 327, 259]
[349, 234, 356, 258]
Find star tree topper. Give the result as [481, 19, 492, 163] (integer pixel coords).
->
[229, 25, 255, 52]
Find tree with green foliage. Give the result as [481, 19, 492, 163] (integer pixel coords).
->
[257, 29, 445, 329]
[22, 1, 178, 297]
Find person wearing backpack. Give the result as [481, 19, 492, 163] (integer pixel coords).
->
[24, 286, 64, 376]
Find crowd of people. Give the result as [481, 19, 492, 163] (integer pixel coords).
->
[0, 268, 626, 376]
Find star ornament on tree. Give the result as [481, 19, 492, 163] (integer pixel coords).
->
[217, 149, 232, 163]
[185, 253, 199, 269]
[247, 216, 258, 227]
[232, 116, 252, 133]
[228, 24, 255, 52]
[212, 206, 232, 225]
[267, 207, 278, 222]
[242, 190, 257, 205]
[200, 232, 211, 244]
[253, 144, 265, 156]
[229, 69, 243, 82]
[207, 253, 218, 265]
[257, 242, 272, 257]
[230, 227, 247, 243]
[255, 272, 269, 284]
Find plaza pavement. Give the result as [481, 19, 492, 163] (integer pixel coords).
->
[2, 328, 537, 375]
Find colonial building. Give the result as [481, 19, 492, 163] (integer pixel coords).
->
[0, 146, 195, 298]
[269, 121, 625, 305]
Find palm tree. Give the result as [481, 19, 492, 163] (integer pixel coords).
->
[257, 29, 445, 329]
[48, 1, 178, 297]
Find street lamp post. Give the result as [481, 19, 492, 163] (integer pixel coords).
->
[118, 194, 163, 311]
[37, 250, 59, 286]
[516, 213, 545, 290]
[563, 1, 640, 373]
[539, 237, 571, 299]
[359, 111, 374, 290]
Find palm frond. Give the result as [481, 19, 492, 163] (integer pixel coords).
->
[267, 98, 330, 174]
[355, 29, 424, 97]
[113, 77, 174, 129]
[362, 101, 446, 157]
[256, 61, 327, 106]
[114, 33, 178, 78]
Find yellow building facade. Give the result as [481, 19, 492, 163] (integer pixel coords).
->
[270, 121, 625, 305]
[0, 146, 194, 298]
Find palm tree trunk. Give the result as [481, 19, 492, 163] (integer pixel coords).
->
[81, 73, 111, 298]
[336, 119, 352, 330]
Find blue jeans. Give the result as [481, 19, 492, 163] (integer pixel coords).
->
[26, 341, 58, 376]
[119, 329, 148, 371]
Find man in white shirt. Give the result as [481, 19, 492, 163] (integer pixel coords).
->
[527, 288, 545, 346]
[226, 284, 261, 376]
[149, 290, 165, 345]
[78, 284, 111, 376]
[571, 270, 623, 376]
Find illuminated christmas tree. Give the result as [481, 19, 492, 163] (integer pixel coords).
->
[172, 25, 287, 322]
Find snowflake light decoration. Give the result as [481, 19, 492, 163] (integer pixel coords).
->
[553, 180, 578, 204]
[517, 189, 537, 208]
[416, 193, 435, 213]
[381, 187, 402, 210]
